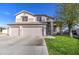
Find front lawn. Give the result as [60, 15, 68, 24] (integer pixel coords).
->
[45, 36, 79, 55]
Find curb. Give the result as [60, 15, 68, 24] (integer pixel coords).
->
[42, 37, 49, 55]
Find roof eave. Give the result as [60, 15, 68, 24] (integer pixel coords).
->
[15, 10, 34, 16]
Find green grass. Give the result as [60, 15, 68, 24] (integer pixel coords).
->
[45, 36, 79, 55]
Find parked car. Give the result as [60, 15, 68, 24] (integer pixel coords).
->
[72, 30, 77, 35]
[63, 30, 77, 35]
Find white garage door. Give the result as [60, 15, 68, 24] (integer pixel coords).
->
[22, 27, 42, 37]
[9, 28, 19, 37]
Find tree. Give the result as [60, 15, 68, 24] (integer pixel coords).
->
[57, 3, 79, 37]
[54, 20, 64, 35]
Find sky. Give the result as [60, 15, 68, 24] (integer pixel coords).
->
[0, 3, 59, 27]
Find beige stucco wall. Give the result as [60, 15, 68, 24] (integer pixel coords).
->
[41, 16, 47, 22]
[16, 13, 36, 23]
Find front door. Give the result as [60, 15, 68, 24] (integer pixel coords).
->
[46, 22, 51, 35]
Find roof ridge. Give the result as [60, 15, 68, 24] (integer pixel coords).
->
[15, 10, 34, 16]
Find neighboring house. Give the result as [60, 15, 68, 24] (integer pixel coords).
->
[8, 10, 57, 37]
[0, 27, 7, 34]
[2, 28, 8, 34]
[0, 27, 4, 32]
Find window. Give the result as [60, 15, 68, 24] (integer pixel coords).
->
[22, 16, 28, 21]
[53, 26, 56, 32]
[37, 16, 42, 22]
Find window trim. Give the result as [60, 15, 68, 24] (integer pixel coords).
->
[21, 16, 28, 22]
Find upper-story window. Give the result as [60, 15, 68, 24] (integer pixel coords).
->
[42, 17, 46, 22]
[37, 16, 42, 22]
[21, 16, 28, 21]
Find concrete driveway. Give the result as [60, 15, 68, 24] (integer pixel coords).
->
[0, 35, 48, 55]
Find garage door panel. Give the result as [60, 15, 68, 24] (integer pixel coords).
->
[9, 28, 19, 37]
[22, 28, 42, 37]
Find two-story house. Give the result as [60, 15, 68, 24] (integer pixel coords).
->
[8, 10, 56, 37]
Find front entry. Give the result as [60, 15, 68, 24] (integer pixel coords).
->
[46, 22, 51, 35]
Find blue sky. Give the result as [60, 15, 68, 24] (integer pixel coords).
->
[0, 3, 58, 26]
